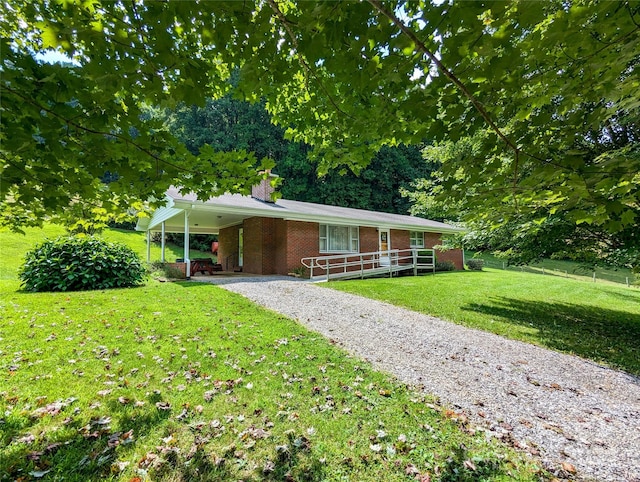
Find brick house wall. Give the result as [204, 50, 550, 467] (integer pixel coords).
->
[218, 224, 240, 271]
[243, 217, 276, 275]
[283, 221, 319, 275]
[423, 232, 464, 270]
[220, 217, 463, 275]
[360, 227, 378, 253]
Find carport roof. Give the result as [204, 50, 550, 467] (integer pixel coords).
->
[136, 187, 462, 234]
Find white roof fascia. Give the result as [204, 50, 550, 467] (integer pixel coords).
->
[146, 205, 184, 231]
[279, 215, 462, 234]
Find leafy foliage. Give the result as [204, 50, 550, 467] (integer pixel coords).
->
[435, 260, 457, 272]
[1, 0, 638, 240]
[168, 94, 434, 214]
[19, 237, 146, 292]
[465, 259, 484, 271]
[406, 134, 640, 270]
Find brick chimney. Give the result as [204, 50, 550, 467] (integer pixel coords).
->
[251, 170, 279, 203]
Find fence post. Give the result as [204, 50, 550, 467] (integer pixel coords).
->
[626, 277, 630, 287]
[413, 250, 417, 277]
[502, 262, 505, 270]
[542, 268, 545, 275]
[593, 272, 596, 282]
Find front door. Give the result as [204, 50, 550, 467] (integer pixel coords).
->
[238, 228, 244, 267]
[379, 228, 390, 266]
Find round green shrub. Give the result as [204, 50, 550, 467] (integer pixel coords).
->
[465, 258, 484, 271]
[435, 260, 457, 272]
[19, 236, 147, 292]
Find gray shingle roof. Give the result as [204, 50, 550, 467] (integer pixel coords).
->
[164, 187, 461, 233]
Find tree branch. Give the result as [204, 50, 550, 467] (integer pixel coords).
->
[368, 0, 519, 156]
[266, 0, 355, 120]
[3, 85, 193, 175]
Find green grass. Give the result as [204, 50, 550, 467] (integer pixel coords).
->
[0, 226, 545, 480]
[0, 225, 213, 282]
[328, 270, 640, 376]
[468, 251, 636, 286]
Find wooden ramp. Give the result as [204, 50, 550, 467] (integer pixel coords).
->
[301, 249, 435, 282]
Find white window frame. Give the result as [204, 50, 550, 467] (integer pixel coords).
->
[319, 224, 359, 253]
[409, 231, 424, 248]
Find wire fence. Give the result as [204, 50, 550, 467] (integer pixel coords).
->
[473, 257, 638, 288]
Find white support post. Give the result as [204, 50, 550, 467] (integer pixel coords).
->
[161, 222, 166, 263]
[146, 230, 151, 263]
[413, 249, 417, 277]
[184, 210, 191, 278]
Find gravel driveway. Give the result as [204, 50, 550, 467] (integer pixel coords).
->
[198, 276, 640, 481]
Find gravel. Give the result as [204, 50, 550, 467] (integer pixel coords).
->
[198, 275, 640, 481]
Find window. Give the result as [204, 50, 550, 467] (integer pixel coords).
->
[409, 231, 424, 248]
[319, 224, 359, 253]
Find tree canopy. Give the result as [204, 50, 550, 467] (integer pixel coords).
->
[169, 94, 433, 214]
[1, 1, 638, 239]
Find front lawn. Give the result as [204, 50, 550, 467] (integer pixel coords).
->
[0, 278, 544, 481]
[0, 225, 213, 281]
[328, 270, 640, 376]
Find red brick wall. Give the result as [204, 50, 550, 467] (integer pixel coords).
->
[437, 249, 464, 270]
[274, 219, 288, 274]
[218, 225, 240, 271]
[243, 217, 262, 274]
[360, 227, 378, 253]
[283, 221, 319, 275]
[390, 229, 410, 250]
[223, 219, 464, 274]
[423, 232, 464, 270]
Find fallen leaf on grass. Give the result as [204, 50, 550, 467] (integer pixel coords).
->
[463, 459, 477, 471]
[28, 470, 50, 478]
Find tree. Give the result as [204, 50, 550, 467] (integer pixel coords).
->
[406, 133, 639, 271]
[168, 94, 433, 214]
[279, 144, 433, 214]
[2, 1, 638, 240]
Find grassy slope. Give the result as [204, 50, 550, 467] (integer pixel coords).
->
[329, 270, 640, 375]
[0, 227, 543, 480]
[469, 251, 636, 286]
[0, 226, 213, 281]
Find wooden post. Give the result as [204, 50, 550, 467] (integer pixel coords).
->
[413, 249, 417, 277]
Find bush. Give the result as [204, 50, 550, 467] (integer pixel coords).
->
[159, 233, 217, 252]
[435, 260, 456, 272]
[149, 261, 187, 279]
[19, 236, 147, 292]
[466, 259, 484, 271]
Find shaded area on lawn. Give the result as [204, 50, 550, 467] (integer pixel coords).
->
[462, 297, 640, 376]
